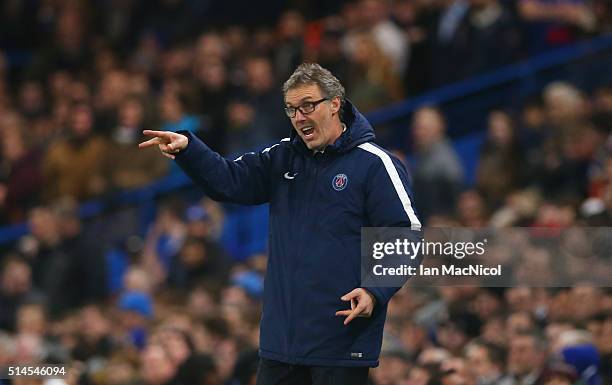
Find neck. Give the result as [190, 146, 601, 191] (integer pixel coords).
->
[328, 119, 345, 144]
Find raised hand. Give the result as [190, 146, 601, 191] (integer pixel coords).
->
[139, 130, 189, 160]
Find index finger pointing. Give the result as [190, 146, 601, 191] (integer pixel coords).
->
[142, 130, 173, 139]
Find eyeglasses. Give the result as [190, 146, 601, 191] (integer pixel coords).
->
[284, 98, 329, 118]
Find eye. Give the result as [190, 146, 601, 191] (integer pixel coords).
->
[284, 107, 296, 117]
[302, 102, 315, 112]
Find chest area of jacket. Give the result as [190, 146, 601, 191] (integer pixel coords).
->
[270, 153, 368, 223]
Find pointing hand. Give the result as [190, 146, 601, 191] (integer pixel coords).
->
[139, 130, 188, 159]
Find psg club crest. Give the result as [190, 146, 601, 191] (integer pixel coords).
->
[332, 174, 348, 191]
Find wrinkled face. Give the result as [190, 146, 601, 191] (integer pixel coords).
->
[284, 84, 341, 151]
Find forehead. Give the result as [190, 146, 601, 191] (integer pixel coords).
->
[285, 83, 323, 105]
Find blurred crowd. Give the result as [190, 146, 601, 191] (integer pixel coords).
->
[2, 0, 612, 384]
[410, 82, 612, 226]
[2, 0, 612, 223]
[1, 200, 612, 385]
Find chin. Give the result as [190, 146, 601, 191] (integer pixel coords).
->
[305, 142, 320, 150]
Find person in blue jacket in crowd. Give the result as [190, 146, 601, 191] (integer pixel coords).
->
[140, 63, 422, 385]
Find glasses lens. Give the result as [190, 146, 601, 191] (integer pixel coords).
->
[285, 107, 296, 117]
[301, 102, 315, 114]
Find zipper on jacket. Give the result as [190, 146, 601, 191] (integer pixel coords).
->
[288, 152, 322, 360]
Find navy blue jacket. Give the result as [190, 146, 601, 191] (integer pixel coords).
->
[175, 101, 421, 367]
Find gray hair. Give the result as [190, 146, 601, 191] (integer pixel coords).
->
[283, 63, 345, 106]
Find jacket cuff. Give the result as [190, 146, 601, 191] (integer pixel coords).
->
[174, 130, 198, 159]
[362, 287, 397, 309]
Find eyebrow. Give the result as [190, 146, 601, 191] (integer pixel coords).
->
[285, 96, 316, 107]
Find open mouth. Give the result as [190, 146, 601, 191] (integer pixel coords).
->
[301, 126, 314, 139]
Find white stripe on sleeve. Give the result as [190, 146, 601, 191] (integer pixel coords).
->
[261, 138, 290, 154]
[235, 138, 290, 160]
[358, 142, 422, 230]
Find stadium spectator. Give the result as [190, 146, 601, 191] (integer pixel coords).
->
[346, 32, 403, 113]
[94, 69, 131, 135]
[159, 91, 200, 136]
[465, 340, 509, 385]
[18, 80, 47, 120]
[71, 304, 115, 362]
[274, 10, 306, 82]
[226, 56, 289, 155]
[167, 236, 231, 290]
[175, 352, 220, 385]
[428, 0, 472, 87]
[315, 17, 351, 86]
[371, 349, 411, 385]
[140, 343, 178, 385]
[27, 3, 93, 81]
[518, 0, 597, 54]
[0, 113, 43, 223]
[21, 205, 68, 315]
[142, 203, 188, 288]
[410, 106, 464, 220]
[102, 96, 169, 191]
[240, 56, 288, 141]
[193, 58, 231, 153]
[505, 331, 547, 385]
[466, 0, 521, 75]
[360, 0, 409, 75]
[42, 102, 108, 201]
[456, 190, 489, 227]
[118, 290, 153, 350]
[0, 255, 44, 332]
[476, 110, 524, 209]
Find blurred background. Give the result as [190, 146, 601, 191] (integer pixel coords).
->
[1, 0, 612, 384]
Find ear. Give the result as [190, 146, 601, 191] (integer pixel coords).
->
[330, 97, 341, 116]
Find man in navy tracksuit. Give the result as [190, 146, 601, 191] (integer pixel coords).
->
[140, 63, 421, 385]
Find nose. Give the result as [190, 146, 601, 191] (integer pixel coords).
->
[294, 108, 307, 122]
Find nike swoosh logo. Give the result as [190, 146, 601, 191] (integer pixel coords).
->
[284, 172, 297, 180]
